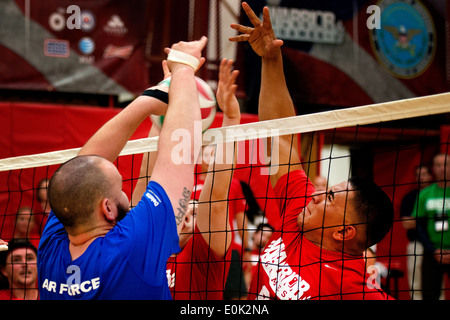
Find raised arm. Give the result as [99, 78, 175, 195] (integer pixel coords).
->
[130, 60, 172, 208]
[148, 37, 207, 235]
[196, 59, 240, 257]
[130, 124, 160, 208]
[230, 2, 302, 187]
[77, 88, 167, 163]
[81, 37, 207, 236]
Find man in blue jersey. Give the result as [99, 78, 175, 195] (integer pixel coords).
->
[37, 37, 208, 299]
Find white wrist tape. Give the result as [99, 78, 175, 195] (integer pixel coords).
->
[0, 244, 8, 252]
[167, 49, 200, 70]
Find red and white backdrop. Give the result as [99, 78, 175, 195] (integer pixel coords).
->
[0, 0, 151, 96]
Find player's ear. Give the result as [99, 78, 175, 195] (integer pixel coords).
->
[332, 225, 356, 242]
[0, 266, 7, 278]
[100, 198, 115, 222]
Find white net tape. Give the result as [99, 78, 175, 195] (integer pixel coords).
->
[0, 92, 449, 172]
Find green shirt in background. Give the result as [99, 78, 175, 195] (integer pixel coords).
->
[412, 183, 450, 250]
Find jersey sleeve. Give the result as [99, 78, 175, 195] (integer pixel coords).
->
[272, 170, 315, 230]
[38, 211, 67, 252]
[114, 180, 180, 286]
[169, 227, 232, 300]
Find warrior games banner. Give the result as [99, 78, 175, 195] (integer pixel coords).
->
[242, 0, 449, 110]
[0, 0, 150, 96]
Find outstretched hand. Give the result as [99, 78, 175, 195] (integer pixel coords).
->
[164, 36, 208, 72]
[216, 59, 240, 123]
[229, 2, 283, 59]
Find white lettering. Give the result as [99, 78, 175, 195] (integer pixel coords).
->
[145, 191, 161, 207]
[42, 279, 57, 292]
[66, 5, 81, 30]
[257, 285, 271, 300]
[260, 237, 311, 299]
[366, 265, 381, 290]
[80, 280, 92, 292]
[59, 283, 69, 294]
[224, 304, 269, 315]
[268, 6, 345, 44]
[69, 284, 81, 296]
[425, 198, 450, 212]
[366, 5, 381, 30]
[91, 277, 100, 290]
[166, 269, 175, 288]
[41, 277, 101, 296]
[180, 304, 214, 317]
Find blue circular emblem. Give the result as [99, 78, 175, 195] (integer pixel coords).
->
[78, 37, 95, 55]
[370, 0, 435, 78]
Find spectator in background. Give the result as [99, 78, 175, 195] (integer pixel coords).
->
[34, 178, 51, 235]
[400, 164, 432, 300]
[14, 206, 40, 249]
[0, 239, 39, 300]
[412, 153, 450, 300]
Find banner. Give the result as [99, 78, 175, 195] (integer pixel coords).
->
[0, 0, 151, 96]
[241, 0, 449, 112]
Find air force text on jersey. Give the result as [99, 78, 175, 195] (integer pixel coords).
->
[41, 277, 100, 296]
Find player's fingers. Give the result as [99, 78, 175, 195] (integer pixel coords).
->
[229, 83, 238, 96]
[262, 6, 272, 29]
[222, 60, 235, 85]
[218, 58, 227, 79]
[196, 57, 206, 73]
[242, 2, 262, 27]
[161, 60, 171, 78]
[230, 69, 239, 85]
[273, 39, 284, 48]
[230, 23, 253, 34]
[197, 36, 208, 50]
[229, 34, 250, 42]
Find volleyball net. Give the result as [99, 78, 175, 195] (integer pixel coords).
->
[0, 92, 449, 300]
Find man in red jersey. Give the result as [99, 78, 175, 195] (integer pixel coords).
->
[132, 58, 241, 299]
[229, 2, 394, 300]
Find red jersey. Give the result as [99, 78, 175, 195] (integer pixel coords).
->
[248, 170, 391, 300]
[166, 226, 231, 300]
[0, 290, 20, 300]
[0, 289, 39, 300]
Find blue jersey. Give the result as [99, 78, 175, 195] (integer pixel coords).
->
[37, 181, 180, 300]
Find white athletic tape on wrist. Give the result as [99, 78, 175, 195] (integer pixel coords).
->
[0, 245, 8, 252]
[167, 49, 200, 70]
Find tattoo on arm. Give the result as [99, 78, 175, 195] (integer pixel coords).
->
[175, 187, 191, 226]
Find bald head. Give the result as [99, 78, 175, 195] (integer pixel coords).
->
[48, 155, 113, 233]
